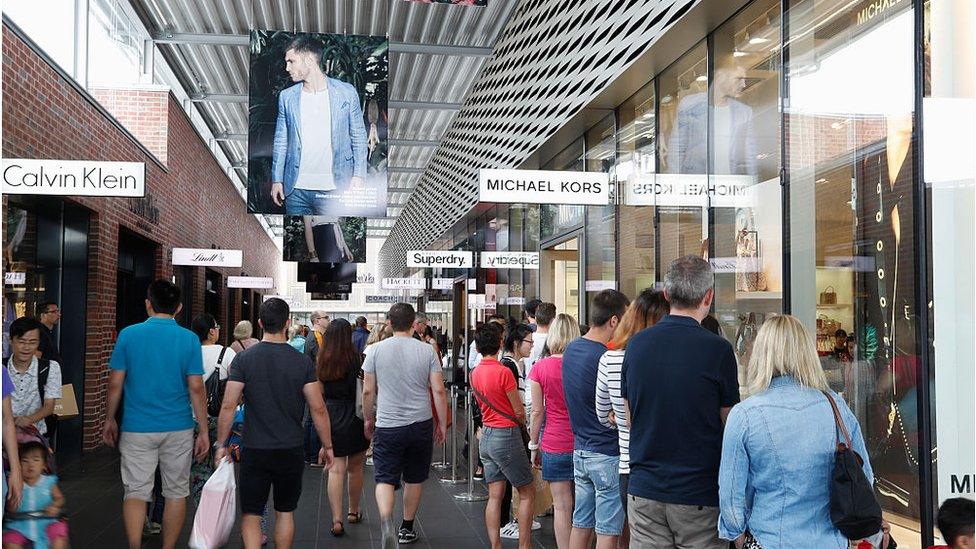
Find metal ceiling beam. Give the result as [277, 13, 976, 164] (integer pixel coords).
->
[390, 100, 462, 110]
[389, 139, 441, 147]
[390, 41, 494, 58]
[189, 93, 247, 103]
[153, 31, 249, 46]
[389, 166, 426, 174]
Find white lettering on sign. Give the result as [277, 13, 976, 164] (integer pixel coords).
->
[584, 280, 617, 292]
[505, 297, 526, 306]
[623, 174, 756, 208]
[172, 248, 243, 268]
[481, 252, 540, 270]
[479, 169, 610, 205]
[381, 278, 426, 290]
[227, 276, 274, 289]
[431, 278, 454, 290]
[4, 272, 26, 285]
[407, 250, 473, 269]
[2, 158, 145, 197]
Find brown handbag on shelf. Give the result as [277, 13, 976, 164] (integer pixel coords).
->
[820, 286, 838, 305]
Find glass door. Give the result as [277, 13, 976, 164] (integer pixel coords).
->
[541, 236, 581, 323]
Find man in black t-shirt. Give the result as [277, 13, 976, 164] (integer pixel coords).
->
[216, 298, 334, 549]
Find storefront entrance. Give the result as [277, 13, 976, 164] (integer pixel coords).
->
[116, 229, 157, 333]
[540, 235, 581, 323]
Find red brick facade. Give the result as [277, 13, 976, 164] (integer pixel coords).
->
[2, 24, 280, 450]
[90, 86, 170, 163]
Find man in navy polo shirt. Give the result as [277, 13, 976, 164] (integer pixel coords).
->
[102, 280, 210, 549]
[621, 256, 739, 548]
[562, 289, 630, 549]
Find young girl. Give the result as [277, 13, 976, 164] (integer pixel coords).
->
[2, 441, 68, 549]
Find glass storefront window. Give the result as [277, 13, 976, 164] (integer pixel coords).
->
[786, 0, 921, 528]
[657, 41, 708, 270]
[710, 0, 783, 356]
[88, 0, 150, 87]
[541, 138, 586, 239]
[585, 114, 617, 314]
[617, 81, 657, 297]
[523, 205, 541, 302]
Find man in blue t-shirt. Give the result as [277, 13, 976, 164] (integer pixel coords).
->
[621, 256, 739, 549]
[102, 280, 209, 549]
[562, 289, 630, 549]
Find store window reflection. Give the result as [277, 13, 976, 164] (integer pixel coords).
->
[584, 114, 617, 314]
[657, 42, 708, 270]
[710, 0, 782, 363]
[786, 0, 921, 527]
[541, 138, 585, 239]
[617, 81, 657, 297]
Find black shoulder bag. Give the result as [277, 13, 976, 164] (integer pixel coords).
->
[823, 391, 883, 540]
[206, 347, 229, 417]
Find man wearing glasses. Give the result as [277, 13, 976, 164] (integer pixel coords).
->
[35, 301, 62, 366]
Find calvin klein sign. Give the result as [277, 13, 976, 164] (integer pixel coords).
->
[2, 158, 145, 197]
[172, 248, 243, 268]
[227, 276, 274, 289]
[480, 252, 540, 270]
[479, 169, 610, 205]
[407, 250, 474, 269]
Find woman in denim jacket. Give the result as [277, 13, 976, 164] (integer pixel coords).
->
[718, 315, 892, 548]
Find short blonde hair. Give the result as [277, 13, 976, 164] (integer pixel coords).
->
[546, 313, 581, 356]
[366, 321, 393, 346]
[233, 320, 253, 340]
[747, 314, 828, 395]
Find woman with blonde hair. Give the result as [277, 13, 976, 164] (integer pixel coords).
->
[229, 320, 259, 353]
[526, 313, 580, 549]
[595, 288, 669, 546]
[718, 315, 890, 548]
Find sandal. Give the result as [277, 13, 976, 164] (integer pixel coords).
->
[347, 511, 363, 524]
[331, 521, 345, 537]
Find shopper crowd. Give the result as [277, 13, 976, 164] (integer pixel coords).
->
[2, 261, 973, 549]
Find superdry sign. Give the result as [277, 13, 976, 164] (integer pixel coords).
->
[480, 252, 540, 270]
[478, 169, 610, 205]
[2, 158, 145, 197]
[407, 250, 473, 269]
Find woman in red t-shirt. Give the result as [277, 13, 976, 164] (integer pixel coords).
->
[471, 322, 536, 549]
[526, 313, 580, 549]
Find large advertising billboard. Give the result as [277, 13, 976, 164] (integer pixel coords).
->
[248, 30, 388, 217]
[283, 216, 365, 263]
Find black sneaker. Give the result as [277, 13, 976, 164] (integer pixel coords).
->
[398, 527, 419, 544]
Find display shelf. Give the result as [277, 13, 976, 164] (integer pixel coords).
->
[735, 291, 782, 301]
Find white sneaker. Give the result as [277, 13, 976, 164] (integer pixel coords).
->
[499, 521, 519, 539]
[531, 520, 541, 531]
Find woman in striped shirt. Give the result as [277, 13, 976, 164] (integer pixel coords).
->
[595, 288, 669, 546]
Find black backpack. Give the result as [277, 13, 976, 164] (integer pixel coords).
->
[205, 347, 229, 417]
[2, 357, 55, 434]
[823, 391, 883, 539]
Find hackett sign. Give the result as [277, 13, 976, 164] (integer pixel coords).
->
[172, 248, 243, 268]
[479, 169, 610, 205]
[2, 158, 145, 197]
[407, 250, 473, 269]
[481, 252, 540, 270]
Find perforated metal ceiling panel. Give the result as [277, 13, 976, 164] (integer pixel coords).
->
[379, 0, 699, 276]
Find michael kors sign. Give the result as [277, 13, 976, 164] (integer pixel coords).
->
[172, 248, 243, 268]
[479, 169, 610, 205]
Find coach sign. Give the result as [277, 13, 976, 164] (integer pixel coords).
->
[481, 251, 540, 270]
[2, 158, 145, 197]
[407, 250, 474, 269]
[172, 248, 243, 268]
[478, 169, 610, 205]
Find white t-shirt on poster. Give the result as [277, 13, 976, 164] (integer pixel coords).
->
[295, 88, 335, 191]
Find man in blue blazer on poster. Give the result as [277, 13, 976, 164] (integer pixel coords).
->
[270, 35, 368, 215]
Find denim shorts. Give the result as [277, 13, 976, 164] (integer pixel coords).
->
[572, 450, 624, 536]
[479, 426, 534, 488]
[541, 451, 574, 482]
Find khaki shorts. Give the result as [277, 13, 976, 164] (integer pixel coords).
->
[119, 429, 194, 501]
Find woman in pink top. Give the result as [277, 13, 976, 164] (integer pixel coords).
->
[527, 313, 580, 549]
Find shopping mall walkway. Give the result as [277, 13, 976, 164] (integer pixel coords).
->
[58, 436, 553, 547]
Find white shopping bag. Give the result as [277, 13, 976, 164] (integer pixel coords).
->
[189, 458, 237, 549]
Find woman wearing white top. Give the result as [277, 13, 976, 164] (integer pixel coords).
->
[304, 215, 354, 263]
[595, 288, 669, 548]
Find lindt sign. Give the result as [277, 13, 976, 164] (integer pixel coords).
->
[172, 248, 243, 268]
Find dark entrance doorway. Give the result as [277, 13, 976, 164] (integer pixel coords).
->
[116, 229, 157, 333]
[174, 266, 194, 328]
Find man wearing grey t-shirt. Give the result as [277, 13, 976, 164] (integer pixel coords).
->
[363, 303, 448, 547]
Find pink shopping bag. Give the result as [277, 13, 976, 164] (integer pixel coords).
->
[189, 458, 237, 549]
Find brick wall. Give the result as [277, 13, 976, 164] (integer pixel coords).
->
[2, 24, 281, 450]
[90, 86, 169, 163]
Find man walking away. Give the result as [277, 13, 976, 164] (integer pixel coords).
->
[304, 310, 330, 362]
[363, 303, 448, 547]
[621, 256, 739, 548]
[101, 280, 210, 549]
[352, 316, 369, 355]
[215, 297, 334, 549]
[562, 290, 630, 549]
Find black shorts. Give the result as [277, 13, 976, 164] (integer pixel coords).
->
[372, 419, 433, 490]
[239, 446, 304, 514]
